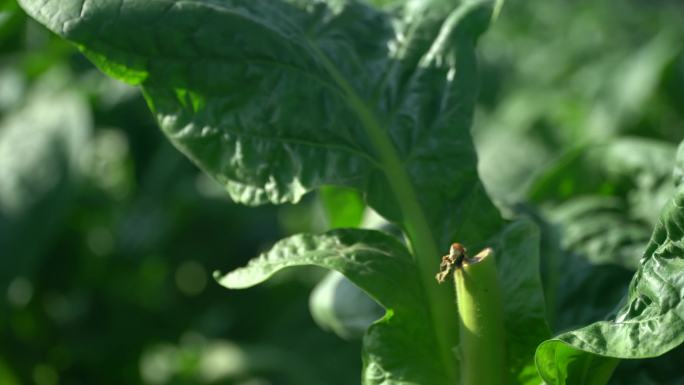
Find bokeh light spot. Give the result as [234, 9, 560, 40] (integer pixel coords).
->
[175, 261, 207, 296]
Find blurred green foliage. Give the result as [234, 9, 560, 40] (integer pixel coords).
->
[1, 0, 684, 384]
[475, 1, 684, 383]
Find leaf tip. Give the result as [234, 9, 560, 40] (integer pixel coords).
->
[213, 269, 240, 289]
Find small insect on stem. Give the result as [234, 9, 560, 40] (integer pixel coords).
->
[435, 243, 468, 284]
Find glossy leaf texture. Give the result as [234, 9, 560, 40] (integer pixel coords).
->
[217, 229, 453, 385]
[17, 0, 502, 248]
[535, 173, 684, 385]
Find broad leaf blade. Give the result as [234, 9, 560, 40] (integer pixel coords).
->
[19, 0, 391, 205]
[17, 0, 502, 246]
[536, 183, 684, 385]
[217, 229, 452, 385]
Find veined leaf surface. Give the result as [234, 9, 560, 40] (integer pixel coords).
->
[17, 0, 502, 246]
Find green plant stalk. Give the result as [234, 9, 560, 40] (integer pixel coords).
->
[304, 4, 505, 380]
[312, 46, 458, 380]
[455, 248, 507, 385]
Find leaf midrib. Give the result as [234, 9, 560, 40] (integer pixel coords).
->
[306, 40, 458, 383]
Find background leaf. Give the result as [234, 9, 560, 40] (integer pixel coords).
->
[536, 177, 684, 384]
[530, 138, 677, 270]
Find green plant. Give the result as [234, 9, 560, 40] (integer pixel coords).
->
[16, 0, 684, 384]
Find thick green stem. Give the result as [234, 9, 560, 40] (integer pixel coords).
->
[454, 248, 506, 385]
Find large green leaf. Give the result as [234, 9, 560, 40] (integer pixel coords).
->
[535, 182, 684, 385]
[17, 0, 501, 246]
